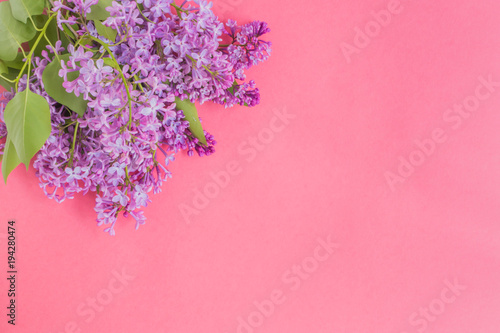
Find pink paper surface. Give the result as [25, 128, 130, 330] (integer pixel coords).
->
[1, 0, 500, 332]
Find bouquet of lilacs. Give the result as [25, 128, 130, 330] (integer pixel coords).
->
[0, 0, 271, 234]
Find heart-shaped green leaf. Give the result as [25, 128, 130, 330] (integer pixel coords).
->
[3, 89, 51, 167]
[42, 54, 88, 116]
[9, 0, 45, 24]
[175, 97, 207, 146]
[1, 137, 21, 184]
[0, 2, 36, 61]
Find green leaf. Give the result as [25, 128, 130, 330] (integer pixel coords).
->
[102, 57, 119, 69]
[1, 138, 21, 184]
[0, 54, 22, 89]
[87, 0, 113, 20]
[227, 81, 249, 107]
[93, 20, 117, 42]
[102, 57, 115, 67]
[3, 89, 51, 167]
[175, 97, 207, 146]
[0, 2, 36, 61]
[0, 69, 19, 90]
[61, 23, 76, 40]
[3, 52, 24, 70]
[42, 54, 88, 116]
[227, 80, 238, 94]
[0, 60, 8, 75]
[79, 36, 94, 46]
[9, 0, 45, 24]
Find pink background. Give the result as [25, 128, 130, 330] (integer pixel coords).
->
[2, 0, 500, 332]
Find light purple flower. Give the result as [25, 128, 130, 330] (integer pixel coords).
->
[112, 189, 129, 207]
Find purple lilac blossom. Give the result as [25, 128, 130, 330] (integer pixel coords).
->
[0, 0, 271, 235]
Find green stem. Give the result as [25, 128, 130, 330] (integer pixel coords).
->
[26, 61, 31, 91]
[133, 75, 145, 92]
[60, 119, 77, 130]
[15, 13, 57, 91]
[68, 122, 79, 167]
[19, 48, 27, 59]
[44, 34, 60, 61]
[124, 166, 131, 184]
[0, 74, 16, 83]
[28, 14, 43, 32]
[88, 36, 134, 128]
[171, 3, 184, 19]
[186, 54, 216, 75]
[136, 2, 154, 23]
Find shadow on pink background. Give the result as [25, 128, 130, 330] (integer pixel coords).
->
[1, 0, 500, 332]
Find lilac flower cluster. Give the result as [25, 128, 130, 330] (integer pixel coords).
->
[0, 0, 270, 235]
[104, 0, 271, 107]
